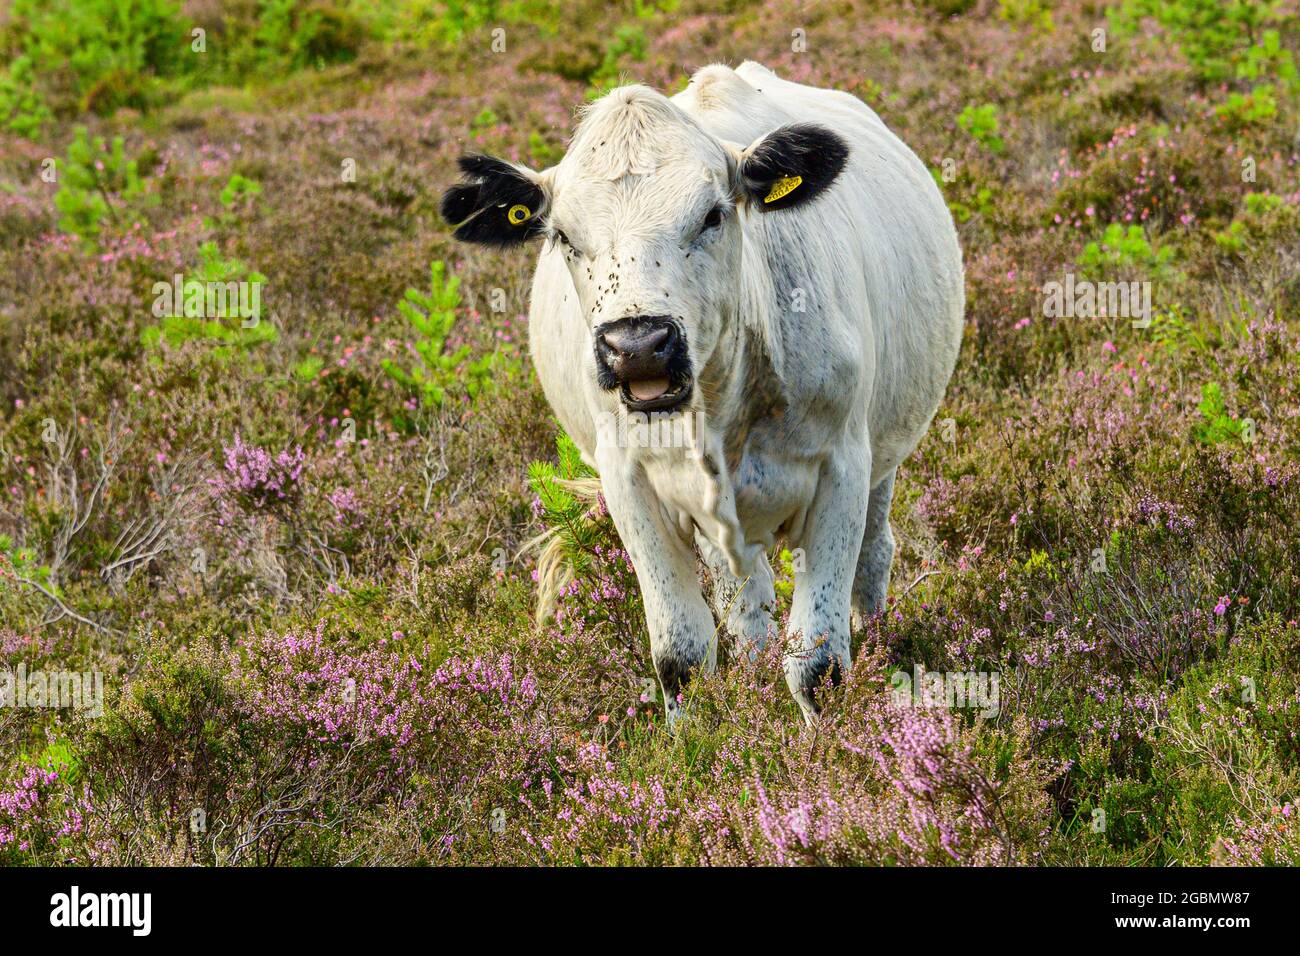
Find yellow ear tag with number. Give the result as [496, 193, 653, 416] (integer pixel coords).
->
[763, 175, 802, 204]
[507, 204, 532, 225]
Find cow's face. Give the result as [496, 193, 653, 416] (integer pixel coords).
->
[441, 86, 848, 414]
[547, 125, 740, 415]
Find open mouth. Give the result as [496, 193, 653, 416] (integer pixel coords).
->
[593, 314, 694, 414]
[620, 376, 693, 413]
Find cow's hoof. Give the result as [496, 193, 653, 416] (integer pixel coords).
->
[732, 637, 764, 664]
[791, 688, 819, 725]
[784, 650, 842, 722]
[664, 699, 690, 733]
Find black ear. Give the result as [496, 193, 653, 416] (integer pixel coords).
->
[739, 124, 849, 212]
[440, 155, 547, 246]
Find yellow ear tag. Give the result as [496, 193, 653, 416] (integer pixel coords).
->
[507, 204, 532, 225]
[763, 175, 802, 204]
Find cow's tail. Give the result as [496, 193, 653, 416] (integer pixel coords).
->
[518, 475, 604, 623]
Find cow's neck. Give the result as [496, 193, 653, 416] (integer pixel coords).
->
[699, 312, 784, 476]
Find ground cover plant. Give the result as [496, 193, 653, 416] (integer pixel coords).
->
[0, 0, 1298, 866]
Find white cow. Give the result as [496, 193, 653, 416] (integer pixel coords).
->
[442, 62, 964, 722]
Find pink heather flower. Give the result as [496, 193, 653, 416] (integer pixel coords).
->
[328, 487, 360, 523]
[210, 433, 307, 513]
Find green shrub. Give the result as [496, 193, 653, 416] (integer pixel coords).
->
[586, 24, 648, 100]
[1111, 0, 1290, 86]
[1213, 191, 1288, 254]
[957, 103, 1004, 153]
[0, 55, 52, 138]
[1077, 223, 1177, 278]
[527, 430, 602, 577]
[0, 533, 54, 592]
[528, 130, 563, 167]
[470, 107, 500, 136]
[1111, 0, 1298, 131]
[380, 261, 502, 411]
[997, 0, 1054, 31]
[1192, 382, 1247, 445]
[1214, 84, 1279, 128]
[381, 0, 564, 48]
[219, 174, 262, 209]
[918, 0, 977, 15]
[52, 127, 147, 246]
[223, 0, 370, 76]
[7, 0, 190, 117]
[140, 241, 274, 359]
[948, 185, 995, 224]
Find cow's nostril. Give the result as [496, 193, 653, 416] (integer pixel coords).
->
[600, 332, 623, 356]
[645, 326, 671, 353]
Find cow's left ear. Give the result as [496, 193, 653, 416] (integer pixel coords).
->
[440, 154, 550, 247]
[737, 124, 849, 212]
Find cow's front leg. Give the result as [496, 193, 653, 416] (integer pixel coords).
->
[697, 530, 777, 662]
[785, 444, 870, 723]
[597, 451, 716, 728]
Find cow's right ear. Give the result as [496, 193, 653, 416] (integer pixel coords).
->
[440, 155, 549, 247]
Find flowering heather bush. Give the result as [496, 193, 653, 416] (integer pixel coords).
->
[1, 0, 1298, 867]
[1216, 806, 1300, 865]
[211, 434, 307, 514]
[689, 683, 1037, 866]
[0, 764, 89, 863]
[234, 621, 546, 783]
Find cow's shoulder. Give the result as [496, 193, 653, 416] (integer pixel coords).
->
[671, 63, 793, 145]
[674, 62, 884, 146]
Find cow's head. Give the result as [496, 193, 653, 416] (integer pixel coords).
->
[441, 85, 848, 414]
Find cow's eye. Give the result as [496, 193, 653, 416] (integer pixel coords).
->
[702, 205, 725, 231]
[552, 227, 583, 257]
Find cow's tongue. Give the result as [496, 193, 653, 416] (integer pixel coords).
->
[628, 377, 671, 402]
